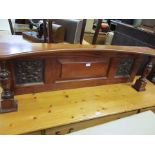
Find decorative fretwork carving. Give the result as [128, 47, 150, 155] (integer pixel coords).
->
[116, 58, 134, 76]
[14, 60, 44, 84]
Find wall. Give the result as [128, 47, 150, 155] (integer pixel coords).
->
[0, 19, 10, 31]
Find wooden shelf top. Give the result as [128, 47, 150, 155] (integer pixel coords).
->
[0, 77, 155, 134]
[0, 43, 155, 60]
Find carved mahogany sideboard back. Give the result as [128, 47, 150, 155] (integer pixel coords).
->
[0, 43, 155, 113]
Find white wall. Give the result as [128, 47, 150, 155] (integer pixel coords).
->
[85, 19, 94, 33]
[0, 19, 10, 31]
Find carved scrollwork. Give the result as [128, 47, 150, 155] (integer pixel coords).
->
[116, 58, 134, 76]
[14, 60, 44, 84]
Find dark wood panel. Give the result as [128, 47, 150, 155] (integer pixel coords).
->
[58, 58, 109, 79]
[0, 43, 155, 60]
[10, 52, 142, 95]
[0, 43, 155, 113]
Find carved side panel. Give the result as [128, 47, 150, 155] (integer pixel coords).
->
[14, 60, 44, 85]
[116, 58, 134, 76]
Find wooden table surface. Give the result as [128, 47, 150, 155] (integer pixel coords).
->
[0, 77, 155, 134]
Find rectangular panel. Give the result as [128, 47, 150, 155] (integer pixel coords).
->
[11, 52, 142, 95]
[58, 58, 109, 80]
[14, 60, 44, 85]
[116, 58, 134, 77]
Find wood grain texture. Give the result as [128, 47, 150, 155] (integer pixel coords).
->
[9, 52, 141, 95]
[0, 77, 155, 134]
[45, 110, 138, 135]
[0, 43, 155, 60]
[0, 43, 155, 113]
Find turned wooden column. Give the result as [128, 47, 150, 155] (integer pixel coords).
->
[0, 62, 17, 113]
[132, 57, 154, 91]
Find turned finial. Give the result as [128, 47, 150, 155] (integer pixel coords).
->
[0, 61, 17, 113]
[132, 57, 154, 91]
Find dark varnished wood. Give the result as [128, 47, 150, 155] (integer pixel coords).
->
[0, 43, 155, 60]
[0, 43, 155, 113]
[80, 19, 87, 44]
[47, 19, 53, 43]
[43, 19, 47, 43]
[7, 49, 149, 95]
[92, 19, 102, 45]
[0, 61, 17, 113]
[133, 57, 155, 91]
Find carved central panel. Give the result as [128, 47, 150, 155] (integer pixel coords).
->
[14, 60, 44, 85]
[116, 58, 134, 76]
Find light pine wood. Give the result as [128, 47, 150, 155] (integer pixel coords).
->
[0, 77, 155, 134]
[45, 110, 138, 135]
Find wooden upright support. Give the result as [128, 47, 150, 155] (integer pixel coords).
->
[43, 19, 47, 43]
[0, 62, 17, 113]
[92, 19, 102, 45]
[47, 19, 53, 43]
[80, 19, 87, 44]
[8, 19, 14, 35]
[132, 57, 154, 91]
